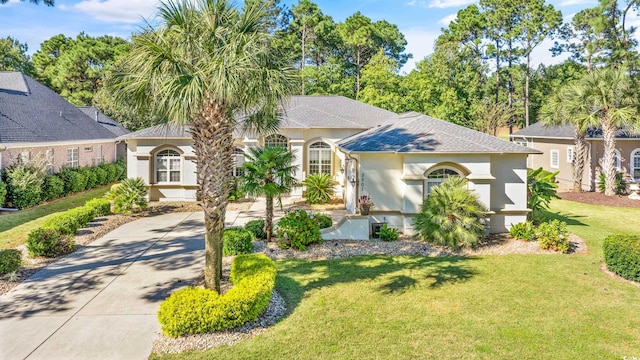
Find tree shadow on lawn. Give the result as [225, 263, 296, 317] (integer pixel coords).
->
[276, 255, 478, 316]
[543, 210, 588, 227]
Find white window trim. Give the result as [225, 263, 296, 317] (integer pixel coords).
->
[155, 148, 182, 184]
[614, 149, 622, 171]
[631, 148, 640, 182]
[550, 149, 559, 169]
[232, 148, 244, 177]
[264, 134, 289, 149]
[567, 147, 574, 164]
[424, 166, 464, 198]
[67, 147, 79, 168]
[308, 141, 332, 175]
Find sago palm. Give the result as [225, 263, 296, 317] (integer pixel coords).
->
[413, 177, 486, 249]
[241, 147, 298, 242]
[110, 0, 295, 292]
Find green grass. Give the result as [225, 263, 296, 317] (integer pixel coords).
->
[152, 198, 640, 359]
[0, 186, 110, 249]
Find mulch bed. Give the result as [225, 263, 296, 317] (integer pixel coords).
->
[558, 191, 640, 208]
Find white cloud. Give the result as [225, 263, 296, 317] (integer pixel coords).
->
[428, 0, 476, 9]
[438, 13, 457, 25]
[70, 0, 159, 23]
[399, 27, 440, 73]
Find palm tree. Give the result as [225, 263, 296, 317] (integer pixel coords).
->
[110, 0, 295, 293]
[241, 146, 298, 242]
[542, 68, 638, 196]
[539, 82, 592, 193]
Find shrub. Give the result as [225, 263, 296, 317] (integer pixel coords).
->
[85, 198, 111, 216]
[0, 249, 21, 275]
[65, 206, 96, 228]
[603, 234, 640, 282]
[228, 177, 245, 202]
[42, 175, 64, 201]
[94, 166, 108, 185]
[41, 213, 80, 236]
[527, 167, 560, 223]
[158, 254, 276, 337]
[100, 163, 117, 183]
[244, 219, 266, 240]
[312, 213, 332, 229]
[0, 180, 6, 206]
[275, 210, 322, 251]
[303, 173, 335, 204]
[414, 177, 486, 249]
[58, 168, 86, 195]
[509, 221, 536, 241]
[536, 219, 569, 253]
[4, 164, 44, 209]
[377, 223, 399, 241]
[115, 158, 127, 180]
[223, 228, 253, 256]
[26, 228, 74, 258]
[107, 178, 148, 214]
[79, 167, 98, 190]
[598, 172, 628, 195]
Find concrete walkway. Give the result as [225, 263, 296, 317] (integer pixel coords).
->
[0, 199, 347, 360]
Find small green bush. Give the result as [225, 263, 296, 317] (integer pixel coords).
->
[0, 249, 21, 275]
[4, 164, 44, 209]
[85, 198, 111, 216]
[42, 175, 65, 201]
[106, 178, 148, 214]
[26, 228, 74, 258]
[65, 206, 96, 228]
[158, 254, 276, 337]
[603, 234, 640, 282]
[527, 167, 560, 223]
[79, 167, 98, 190]
[115, 158, 127, 180]
[0, 180, 6, 206]
[94, 166, 108, 185]
[228, 177, 245, 202]
[223, 228, 253, 256]
[41, 213, 80, 236]
[510, 221, 536, 241]
[303, 173, 335, 204]
[598, 172, 628, 195]
[58, 168, 87, 195]
[312, 213, 332, 229]
[275, 210, 322, 251]
[377, 224, 399, 241]
[244, 219, 266, 240]
[100, 163, 117, 183]
[536, 219, 569, 253]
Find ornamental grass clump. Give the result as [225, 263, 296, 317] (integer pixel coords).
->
[414, 177, 486, 249]
[157, 254, 276, 337]
[303, 173, 335, 204]
[106, 178, 148, 214]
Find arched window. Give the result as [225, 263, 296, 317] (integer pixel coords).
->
[156, 149, 181, 183]
[308, 141, 331, 175]
[264, 134, 288, 149]
[425, 167, 462, 197]
[632, 148, 640, 182]
[232, 148, 244, 177]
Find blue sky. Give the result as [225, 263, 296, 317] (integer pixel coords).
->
[0, 0, 625, 72]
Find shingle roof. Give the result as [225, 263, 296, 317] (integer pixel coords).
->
[0, 72, 121, 144]
[77, 106, 129, 137]
[118, 122, 190, 140]
[339, 112, 540, 154]
[511, 121, 640, 139]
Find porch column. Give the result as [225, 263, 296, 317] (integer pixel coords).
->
[290, 139, 305, 197]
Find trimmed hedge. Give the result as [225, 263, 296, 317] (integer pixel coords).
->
[223, 228, 253, 256]
[244, 219, 266, 240]
[0, 249, 21, 275]
[42, 175, 65, 201]
[158, 254, 276, 337]
[65, 206, 96, 228]
[41, 213, 80, 236]
[85, 198, 111, 216]
[0, 180, 6, 207]
[26, 228, 74, 258]
[603, 234, 640, 282]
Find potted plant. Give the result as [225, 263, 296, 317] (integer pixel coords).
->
[358, 194, 374, 215]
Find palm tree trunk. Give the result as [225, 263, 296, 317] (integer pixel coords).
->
[190, 100, 234, 293]
[265, 195, 274, 242]
[573, 130, 587, 192]
[601, 116, 618, 197]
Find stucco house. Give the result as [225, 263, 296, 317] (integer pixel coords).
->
[120, 96, 539, 234]
[0, 72, 128, 172]
[510, 122, 640, 191]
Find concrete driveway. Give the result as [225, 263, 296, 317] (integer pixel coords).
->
[0, 212, 206, 360]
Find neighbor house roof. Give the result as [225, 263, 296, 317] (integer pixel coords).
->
[339, 112, 541, 154]
[77, 106, 129, 137]
[511, 121, 640, 140]
[118, 122, 190, 140]
[0, 72, 124, 144]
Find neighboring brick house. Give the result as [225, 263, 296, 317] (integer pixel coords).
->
[0, 72, 128, 173]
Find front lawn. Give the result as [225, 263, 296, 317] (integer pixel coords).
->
[0, 185, 110, 249]
[151, 199, 640, 359]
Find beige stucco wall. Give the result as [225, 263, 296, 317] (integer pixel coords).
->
[0, 140, 119, 173]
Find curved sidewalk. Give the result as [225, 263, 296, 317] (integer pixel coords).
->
[0, 212, 206, 360]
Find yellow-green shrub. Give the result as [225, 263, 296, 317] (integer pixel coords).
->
[603, 234, 640, 282]
[157, 254, 276, 337]
[41, 213, 80, 236]
[0, 249, 21, 275]
[65, 206, 96, 228]
[85, 198, 111, 217]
